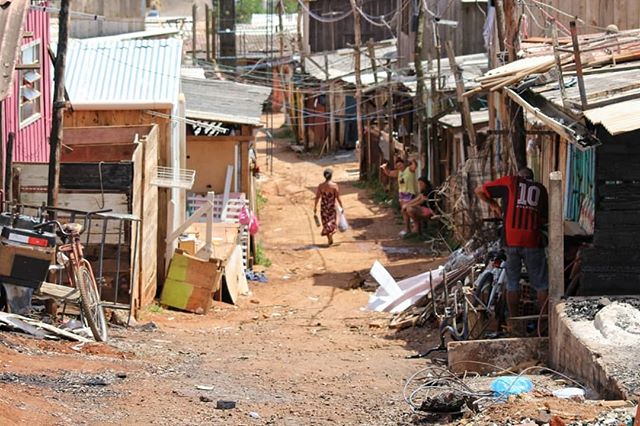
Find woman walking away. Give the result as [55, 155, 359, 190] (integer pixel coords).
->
[314, 168, 344, 246]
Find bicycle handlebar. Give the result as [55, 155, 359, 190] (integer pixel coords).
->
[34, 220, 66, 234]
[33, 209, 113, 236]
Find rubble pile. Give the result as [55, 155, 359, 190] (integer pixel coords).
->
[565, 297, 640, 321]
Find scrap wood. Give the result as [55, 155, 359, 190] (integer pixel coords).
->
[0, 311, 91, 342]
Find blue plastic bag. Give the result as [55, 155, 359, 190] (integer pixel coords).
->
[490, 376, 534, 398]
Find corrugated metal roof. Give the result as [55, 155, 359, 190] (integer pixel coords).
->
[532, 66, 640, 135]
[401, 53, 488, 94]
[0, 0, 30, 100]
[65, 38, 183, 106]
[438, 110, 490, 128]
[584, 99, 640, 136]
[304, 41, 397, 82]
[182, 77, 271, 126]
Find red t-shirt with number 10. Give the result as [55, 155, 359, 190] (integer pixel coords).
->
[482, 175, 548, 248]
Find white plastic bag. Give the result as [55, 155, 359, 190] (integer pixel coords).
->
[338, 208, 348, 232]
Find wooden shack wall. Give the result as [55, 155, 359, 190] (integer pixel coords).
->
[528, 0, 640, 37]
[186, 136, 251, 195]
[580, 127, 640, 296]
[133, 124, 159, 310]
[63, 109, 171, 290]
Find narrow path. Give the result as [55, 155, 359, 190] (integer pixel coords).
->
[0, 134, 441, 425]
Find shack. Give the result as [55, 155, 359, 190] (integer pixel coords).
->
[13, 125, 159, 313]
[63, 38, 186, 285]
[181, 76, 270, 199]
[471, 29, 640, 296]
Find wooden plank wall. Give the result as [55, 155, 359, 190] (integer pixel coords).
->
[580, 127, 640, 296]
[64, 109, 171, 291]
[527, 0, 640, 36]
[69, 0, 145, 38]
[138, 124, 159, 309]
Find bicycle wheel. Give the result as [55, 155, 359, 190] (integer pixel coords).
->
[473, 273, 494, 308]
[75, 265, 108, 342]
[449, 286, 469, 340]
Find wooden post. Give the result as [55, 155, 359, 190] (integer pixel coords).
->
[551, 20, 568, 108]
[501, 0, 526, 169]
[205, 4, 211, 61]
[205, 191, 214, 254]
[548, 171, 564, 300]
[350, 0, 366, 180]
[494, 0, 507, 54]
[4, 133, 14, 201]
[414, 0, 427, 175]
[47, 0, 70, 209]
[386, 67, 394, 164]
[502, 0, 518, 62]
[569, 21, 588, 111]
[548, 171, 563, 368]
[277, 0, 284, 58]
[192, 3, 197, 64]
[322, 53, 336, 151]
[211, 1, 217, 61]
[367, 40, 383, 164]
[446, 41, 476, 149]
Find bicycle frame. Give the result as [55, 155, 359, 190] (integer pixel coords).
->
[57, 235, 95, 290]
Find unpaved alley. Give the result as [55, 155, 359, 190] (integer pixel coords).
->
[0, 136, 440, 425]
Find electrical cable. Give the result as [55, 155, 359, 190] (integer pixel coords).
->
[296, 0, 353, 23]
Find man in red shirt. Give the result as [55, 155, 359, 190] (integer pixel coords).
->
[475, 167, 549, 317]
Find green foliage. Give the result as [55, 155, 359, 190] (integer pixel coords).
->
[236, 0, 263, 23]
[255, 243, 272, 267]
[284, 0, 298, 13]
[146, 303, 164, 314]
[256, 188, 268, 213]
[353, 175, 393, 206]
[275, 125, 295, 140]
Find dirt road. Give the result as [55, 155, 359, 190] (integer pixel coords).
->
[0, 137, 441, 425]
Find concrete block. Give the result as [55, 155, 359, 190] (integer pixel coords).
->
[447, 337, 548, 374]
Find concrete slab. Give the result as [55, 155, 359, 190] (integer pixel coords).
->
[550, 297, 640, 400]
[448, 337, 548, 374]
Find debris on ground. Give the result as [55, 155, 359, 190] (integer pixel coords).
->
[404, 363, 639, 425]
[0, 311, 91, 342]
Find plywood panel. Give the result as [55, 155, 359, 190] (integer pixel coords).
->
[139, 124, 159, 308]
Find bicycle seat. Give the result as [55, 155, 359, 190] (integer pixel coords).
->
[63, 223, 83, 234]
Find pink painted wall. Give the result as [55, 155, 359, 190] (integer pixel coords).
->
[1, 7, 52, 165]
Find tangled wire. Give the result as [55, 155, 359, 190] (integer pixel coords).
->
[403, 362, 587, 417]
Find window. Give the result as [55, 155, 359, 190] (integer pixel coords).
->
[19, 40, 42, 127]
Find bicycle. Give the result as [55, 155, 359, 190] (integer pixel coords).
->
[469, 218, 509, 337]
[34, 210, 111, 342]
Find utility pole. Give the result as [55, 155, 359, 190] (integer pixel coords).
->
[277, 0, 284, 58]
[350, 0, 366, 180]
[192, 4, 197, 64]
[414, 0, 427, 176]
[47, 0, 70, 209]
[211, 0, 217, 61]
[501, 0, 526, 169]
[205, 4, 211, 61]
[367, 40, 383, 164]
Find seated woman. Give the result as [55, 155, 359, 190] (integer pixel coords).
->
[401, 177, 435, 236]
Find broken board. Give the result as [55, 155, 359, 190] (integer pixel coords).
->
[160, 250, 223, 314]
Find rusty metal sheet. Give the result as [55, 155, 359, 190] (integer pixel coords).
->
[0, 0, 30, 101]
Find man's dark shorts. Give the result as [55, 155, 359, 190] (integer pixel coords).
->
[504, 246, 548, 292]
